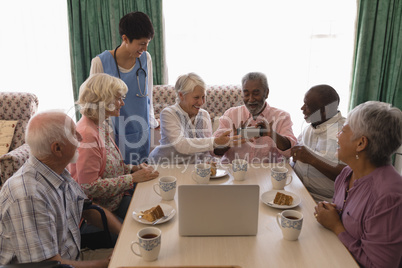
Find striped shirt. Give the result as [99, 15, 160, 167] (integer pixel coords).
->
[0, 156, 87, 264]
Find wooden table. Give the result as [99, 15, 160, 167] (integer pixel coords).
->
[109, 163, 358, 268]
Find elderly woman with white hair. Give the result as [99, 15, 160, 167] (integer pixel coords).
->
[149, 73, 241, 164]
[314, 101, 402, 268]
[68, 73, 159, 220]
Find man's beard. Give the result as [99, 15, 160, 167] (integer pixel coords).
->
[246, 101, 265, 117]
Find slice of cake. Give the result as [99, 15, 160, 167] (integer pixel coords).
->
[210, 162, 217, 176]
[141, 205, 165, 222]
[273, 192, 293, 206]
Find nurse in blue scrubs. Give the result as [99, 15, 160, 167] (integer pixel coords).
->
[90, 11, 159, 164]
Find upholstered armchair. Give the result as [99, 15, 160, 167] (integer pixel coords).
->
[0, 92, 39, 185]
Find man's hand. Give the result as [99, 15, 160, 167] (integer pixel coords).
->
[291, 145, 314, 164]
[255, 120, 273, 137]
[255, 119, 291, 150]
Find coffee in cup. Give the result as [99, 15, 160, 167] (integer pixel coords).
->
[131, 227, 162, 261]
[141, 233, 158, 239]
[276, 210, 303, 241]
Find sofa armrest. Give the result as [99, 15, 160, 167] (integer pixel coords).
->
[0, 143, 31, 185]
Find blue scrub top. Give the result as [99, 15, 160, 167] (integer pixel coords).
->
[98, 51, 150, 165]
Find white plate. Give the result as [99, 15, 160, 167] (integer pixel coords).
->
[210, 168, 229, 179]
[132, 203, 176, 225]
[260, 190, 301, 209]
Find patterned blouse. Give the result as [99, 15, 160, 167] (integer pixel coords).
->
[80, 122, 134, 212]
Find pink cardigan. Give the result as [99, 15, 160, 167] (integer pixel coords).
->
[68, 116, 107, 184]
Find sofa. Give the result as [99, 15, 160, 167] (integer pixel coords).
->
[0, 86, 242, 184]
[151, 85, 244, 148]
[0, 92, 39, 185]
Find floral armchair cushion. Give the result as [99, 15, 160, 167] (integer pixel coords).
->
[0, 143, 31, 185]
[0, 92, 39, 150]
[0, 92, 39, 185]
[152, 85, 243, 123]
[204, 85, 244, 120]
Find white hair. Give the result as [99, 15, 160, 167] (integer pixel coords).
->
[347, 101, 402, 166]
[76, 73, 128, 121]
[174, 73, 206, 103]
[26, 110, 75, 158]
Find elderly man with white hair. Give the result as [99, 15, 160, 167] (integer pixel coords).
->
[0, 110, 121, 267]
[214, 72, 297, 164]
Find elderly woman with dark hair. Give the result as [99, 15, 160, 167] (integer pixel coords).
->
[68, 73, 159, 220]
[314, 101, 402, 268]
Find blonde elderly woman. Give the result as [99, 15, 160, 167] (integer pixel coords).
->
[68, 73, 159, 220]
[314, 101, 402, 268]
[149, 73, 242, 164]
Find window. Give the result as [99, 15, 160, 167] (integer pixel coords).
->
[1, 1, 357, 133]
[163, 0, 357, 133]
[0, 1, 75, 118]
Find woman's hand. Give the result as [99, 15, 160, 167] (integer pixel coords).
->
[314, 201, 346, 235]
[130, 163, 151, 173]
[213, 130, 245, 148]
[131, 163, 159, 183]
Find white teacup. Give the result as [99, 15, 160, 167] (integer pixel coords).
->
[192, 163, 211, 184]
[153, 176, 177, 201]
[231, 159, 248, 181]
[131, 227, 162, 261]
[271, 167, 292, 189]
[276, 210, 303, 241]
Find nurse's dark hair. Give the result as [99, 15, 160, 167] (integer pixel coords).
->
[347, 101, 402, 166]
[119, 11, 154, 41]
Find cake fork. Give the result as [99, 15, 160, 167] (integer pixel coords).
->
[152, 211, 172, 225]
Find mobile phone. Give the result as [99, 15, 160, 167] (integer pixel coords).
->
[238, 127, 261, 139]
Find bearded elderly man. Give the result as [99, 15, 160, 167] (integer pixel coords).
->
[0, 111, 121, 268]
[214, 72, 297, 163]
[291, 85, 346, 202]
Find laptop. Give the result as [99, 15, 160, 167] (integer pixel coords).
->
[178, 184, 260, 236]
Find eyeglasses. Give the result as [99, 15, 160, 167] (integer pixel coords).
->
[115, 95, 126, 103]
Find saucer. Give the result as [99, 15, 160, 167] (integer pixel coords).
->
[132, 203, 176, 225]
[210, 168, 229, 179]
[260, 190, 301, 209]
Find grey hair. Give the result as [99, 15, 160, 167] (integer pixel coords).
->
[26, 110, 75, 158]
[174, 73, 206, 103]
[346, 101, 402, 166]
[241, 72, 269, 94]
[76, 73, 128, 121]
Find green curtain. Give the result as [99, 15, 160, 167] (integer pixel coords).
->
[67, 0, 164, 119]
[349, 0, 402, 110]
